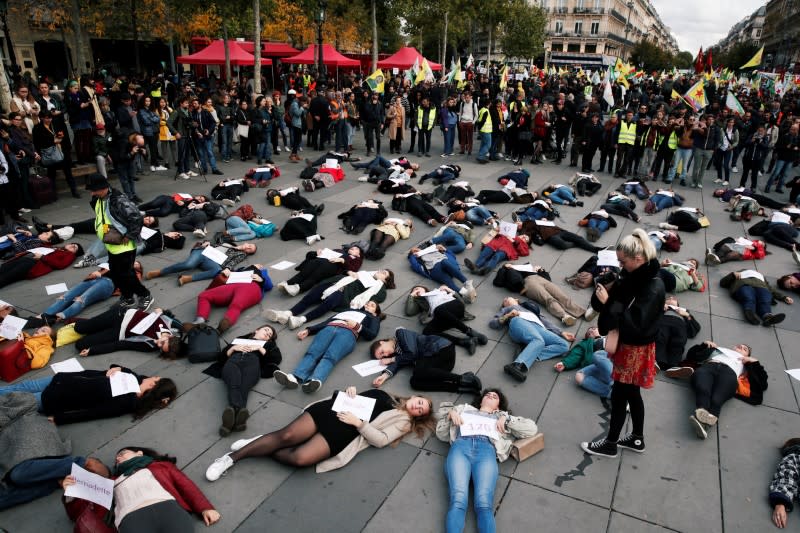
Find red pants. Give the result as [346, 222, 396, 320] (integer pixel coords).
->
[197, 282, 262, 324]
[458, 122, 474, 153]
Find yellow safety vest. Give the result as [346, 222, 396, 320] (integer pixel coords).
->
[303, 74, 311, 88]
[95, 197, 135, 254]
[655, 130, 678, 150]
[618, 121, 636, 145]
[417, 107, 436, 131]
[477, 107, 492, 133]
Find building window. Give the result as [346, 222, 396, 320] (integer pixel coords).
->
[593, 0, 602, 9]
[591, 21, 600, 34]
[556, 0, 566, 12]
[575, 21, 583, 35]
[541, 0, 548, 8]
[551, 42, 564, 52]
[585, 44, 597, 53]
[555, 20, 564, 34]
[567, 43, 581, 52]
[576, 0, 584, 9]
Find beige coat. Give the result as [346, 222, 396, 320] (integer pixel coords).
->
[374, 220, 412, 241]
[387, 105, 405, 141]
[316, 408, 412, 473]
[435, 402, 539, 462]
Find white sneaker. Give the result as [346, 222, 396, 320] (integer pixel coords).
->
[264, 309, 292, 324]
[713, 178, 723, 184]
[358, 176, 369, 182]
[273, 370, 299, 389]
[584, 307, 599, 321]
[306, 234, 322, 245]
[463, 279, 477, 303]
[230, 434, 264, 452]
[758, 171, 763, 177]
[732, 166, 739, 173]
[205, 453, 234, 481]
[155, 165, 168, 171]
[276, 146, 282, 152]
[193, 228, 206, 238]
[562, 315, 577, 326]
[19, 208, 31, 213]
[299, 146, 303, 152]
[150, 165, 156, 172]
[277, 281, 289, 292]
[288, 315, 307, 329]
[285, 283, 300, 296]
[178, 172, 190, 179]
[188, 170, 199, 177]
[222, 198, 236, 207]
[722, 181, 729, 186]
[659, 222, 679, 230]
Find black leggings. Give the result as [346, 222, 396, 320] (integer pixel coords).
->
[282, 192, 314, 211]
[409, 344, 460, 392]
[289, 281, 344, 321]
[608, 382, 645, 441]
[547, 231, 599, 252]
[74, 306, 124, 351]
[172, 211, 208, 231]
[405, 197, 444, 224]
[475, 190, 512, 204]
[109, 249, 149, 299]
[222, 352, 261, 408]
[139, 195, 177, 217]
[119, 500, 194, 533]
[423, 300, 469, 335]
[0, 256, 37, 288]
[690, 362, 738, 417]
[287, 259, 340, 292]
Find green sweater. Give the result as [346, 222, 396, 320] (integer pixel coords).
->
[560, 338, 603, 370]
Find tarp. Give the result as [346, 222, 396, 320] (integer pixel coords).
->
[177, 39, 271, 66]
[237, 41, 300, 57]
[377, 47, 442, 71]
[282, 44, 360, 68]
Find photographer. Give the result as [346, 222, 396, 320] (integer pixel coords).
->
[113, 130, 146, 203]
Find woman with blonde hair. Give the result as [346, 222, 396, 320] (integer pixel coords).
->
[205, 386, 434, 479]
[581, 228, 665, 458]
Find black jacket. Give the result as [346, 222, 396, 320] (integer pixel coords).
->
[90, 187, 144, 242]
[655, 311, 701, 367]
[592, 258, 665, 345]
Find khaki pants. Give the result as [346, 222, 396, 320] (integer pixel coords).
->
[522, 275, 586, 320]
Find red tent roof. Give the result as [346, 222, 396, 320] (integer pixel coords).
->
[377, 47, 442, 71]
[177, 40, 272, 66]
[237, 41, 300, 57]
[282, 44, 360, 68]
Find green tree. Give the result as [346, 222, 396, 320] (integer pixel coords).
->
[498, 0, 546, 60]
[672, 50, 694, 70]
[630, 40, 670, 71]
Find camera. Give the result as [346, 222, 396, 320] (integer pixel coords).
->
[595, 270, 618, 287]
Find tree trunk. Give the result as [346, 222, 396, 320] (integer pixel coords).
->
[441, 10, 448, 68]
[371, 0, 378, 71]
[70, 0, 87, 74]
[487, 20, 492, 63]
[60, 27, 73, 76]
[254, 0, 262, 97]
[130, 0, 140, 73]
[222, 22, 231, 81]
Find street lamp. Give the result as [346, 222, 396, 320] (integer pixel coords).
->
[315, 0, 327, 89]
[624, 0, 634, 60]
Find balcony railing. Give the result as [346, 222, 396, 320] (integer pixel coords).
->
[574, 7, 605, 13]
[609, 8, 627, 22]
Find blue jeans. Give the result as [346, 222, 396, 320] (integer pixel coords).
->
[43, 277, 115, 319]
[352, 155, 391, 170]
[443, 126, 456, 154]
[116, 160, 137, 198]
[548, 187, 576, 205]
[0, 456, 85, 510]
[429, 257, 467, 291]
[293, 327, 357, 382]
[516, 206, 549, 223]
[578, 350, 612, 398]
[733, 285, 773, 318]
[432, 228, 467, 254]
[716, 149, 732, 182]
[477, 132, 491, 161]
[0, 376, 53, 409]
[335, 119, 348, 152]
[160, 248, 222, 281]
[466, 206, 493, 225]
[508, 317, 569, 368]
[257, 129, 273, 161]
[623, 183, 649, 199]
[445, 436, 498, 533]
[651, 195, 674, 212]
[667, 147, 692, 182]
[176, 137, 191, 174]
[220, 124, 234, 160]
[226, 215, 256, 241]
[86, 238, 106, 259]
[767, 159, 792, 191]
[475, 247, 507, 271]
[587, 218, 610, 234]
[195, 137, 218, 173]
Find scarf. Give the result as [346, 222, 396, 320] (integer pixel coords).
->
[114, 455, 154, 477]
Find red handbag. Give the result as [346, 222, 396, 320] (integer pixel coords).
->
[0, 339, 31, 382]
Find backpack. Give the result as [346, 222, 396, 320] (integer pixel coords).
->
[184, 324, 221, 363]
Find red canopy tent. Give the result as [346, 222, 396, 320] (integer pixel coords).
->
[237, 41, 300, 57]
[377, 47, 442, 71]
[282, 44, 360, 68]
[176, 39, 271, 66]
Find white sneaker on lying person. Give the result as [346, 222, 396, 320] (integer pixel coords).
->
[231, 435, 264, 452]
[205, 453, 234, 481]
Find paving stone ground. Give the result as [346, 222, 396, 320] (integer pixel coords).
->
[1, 131, 799, 533]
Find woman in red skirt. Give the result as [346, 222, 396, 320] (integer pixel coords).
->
[581, 228, 665, 458]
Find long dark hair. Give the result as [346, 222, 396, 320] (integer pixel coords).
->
[117, 446, 176, 464]
[133, 378, 177, 419]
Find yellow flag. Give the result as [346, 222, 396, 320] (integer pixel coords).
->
[415, 62, 426, 84]
[740, 46, 764, 69]
[499, 65, 509, 90]
[671, 88, 681, 100]
[683, 80, 708, 111]
[366, 69, 385, 94]
[616, 75, 629, 89]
